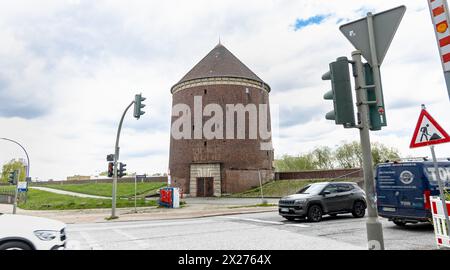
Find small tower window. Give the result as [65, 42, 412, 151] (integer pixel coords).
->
[204, 141, 207, 147]
[204, 89, 207, 94]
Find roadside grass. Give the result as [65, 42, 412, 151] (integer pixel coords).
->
[0, 185, 15, 195]
[229, 178, 362, 198]
[17, 189, 158, 210]
[43, 182, 166, 198]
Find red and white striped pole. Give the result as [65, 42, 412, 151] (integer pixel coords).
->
[428, 0, 450, 99]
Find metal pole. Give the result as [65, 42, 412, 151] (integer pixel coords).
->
[12, 168, 20, 215]
[111, 101, 135, 219]
[430, 145, 450, 236]
[134, 174, 137, 213]
[352, 50, 385, 250]
[258, 170, 265, 204]
[367, 13, 386, 123]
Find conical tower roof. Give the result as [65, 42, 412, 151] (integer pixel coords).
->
[172, 43, 270, 92]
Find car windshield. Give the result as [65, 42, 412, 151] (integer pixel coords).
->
[296, 183, 327, 195]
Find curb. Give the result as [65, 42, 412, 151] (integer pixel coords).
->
[64, 207, 279, 224]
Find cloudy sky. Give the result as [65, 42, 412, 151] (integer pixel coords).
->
[1, 0, 450, 181]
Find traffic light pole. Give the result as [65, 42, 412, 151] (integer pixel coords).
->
[111, 100, 135, 219]
[12, 168, 20, 215]
[352, 50, 385, 250]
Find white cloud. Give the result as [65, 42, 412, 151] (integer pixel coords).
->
[1, 0, 450, 180]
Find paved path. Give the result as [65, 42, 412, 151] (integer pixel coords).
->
[30, 186, 111, 199]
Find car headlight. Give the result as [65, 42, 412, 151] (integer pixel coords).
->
[34, 230, 59, 241]
[294, 199, 306, 205]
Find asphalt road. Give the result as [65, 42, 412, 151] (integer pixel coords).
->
[66, 211, 436, 250]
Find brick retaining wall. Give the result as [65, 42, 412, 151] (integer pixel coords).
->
[275, 168, 363, 180]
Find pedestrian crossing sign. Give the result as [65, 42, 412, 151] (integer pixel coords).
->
[410, 109, 450, 148]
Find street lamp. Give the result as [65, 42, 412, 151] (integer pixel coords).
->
[0, 138, 30, 178]
[1, 137, 30, 215]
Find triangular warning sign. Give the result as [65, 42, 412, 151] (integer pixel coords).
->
[410, 109, 450, 148]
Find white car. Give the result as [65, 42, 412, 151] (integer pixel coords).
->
[0, 213, 67, 250]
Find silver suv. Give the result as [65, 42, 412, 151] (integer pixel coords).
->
[278, 182, 366, 222]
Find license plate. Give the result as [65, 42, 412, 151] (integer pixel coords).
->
[383, 207, 396, 212]
[280, 208, 289, 213]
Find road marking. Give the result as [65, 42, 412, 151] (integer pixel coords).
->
[113, 229, 149, 250]
[69, 219, 215, 232]
[78, 231, 103, 250]
[221, 216, 309, 228]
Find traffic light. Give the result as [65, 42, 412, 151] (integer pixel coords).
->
[363, 63, 387, 131]
[8, 170, 17, 185]
[107, 162, 114, 178]
[118, 162, 127, 178]
[322, 57, 356, 128]
[134, 94, 146, 119]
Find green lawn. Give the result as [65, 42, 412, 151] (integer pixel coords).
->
[43, 182, 166, 198]
[230, 178, 361, 198]
[0, 185, 15, 195]
[17, 189, 158, 210]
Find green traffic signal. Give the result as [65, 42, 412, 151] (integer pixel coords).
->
[363, 63, 387, 131]
[322, 57, 355, 128]
[8, 170, 18, 185]
[118, 162, 127, 178]
[134, 94, 146, 119]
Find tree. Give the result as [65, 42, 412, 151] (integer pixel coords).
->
[311, 146, 335, 169]
[334, 141, 400, 168]
[334, 141, 362, 168]
[274, 153, 317, 172]
[371, 142, 401, 165]
[1, 159, 26, 184]
[275, 141, 401, 172]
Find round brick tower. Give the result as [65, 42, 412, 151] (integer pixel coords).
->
[169, 43, 274, 197]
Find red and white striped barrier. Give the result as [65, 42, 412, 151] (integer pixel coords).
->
[430, 196, 450, 248]
[428, 0, 450, 71]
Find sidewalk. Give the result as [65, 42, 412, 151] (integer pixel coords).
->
[0, 198, 278, 224]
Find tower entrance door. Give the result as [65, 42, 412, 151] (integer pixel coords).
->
[189, 164, 221, 197]
[196, 177, 214, 197]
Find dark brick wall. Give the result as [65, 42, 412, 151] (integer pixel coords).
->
[275, 168, 363, 180]
[169, 83, 274, 194]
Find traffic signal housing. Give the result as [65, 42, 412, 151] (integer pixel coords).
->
[118, 162, 127, 178]
[107, 162, 114, 178]
[322, 57, 356, 128]
[363, 63, 387, 131]
[134, 94, 146, 119]
[8, 170, 17, 185]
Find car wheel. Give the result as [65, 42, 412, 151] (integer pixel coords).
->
[393, 220, 407, 226]
[352, 201, 366, 218]
[284, 216, 296, 221]
[307, 205, 323, 222]
[0, 241, 32, 250]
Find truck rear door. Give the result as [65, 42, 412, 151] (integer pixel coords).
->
[376, 163, 426, 216]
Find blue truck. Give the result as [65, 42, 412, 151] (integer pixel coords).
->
[375, 160, 450, 226]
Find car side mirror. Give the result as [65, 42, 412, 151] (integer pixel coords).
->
[322, 191, 331, 196]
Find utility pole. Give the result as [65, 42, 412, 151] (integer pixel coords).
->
[111, 101, 134, 219]
[352, 50, 385, 250]
[12, 168, 20, 215]
[110, 93, 146, 219]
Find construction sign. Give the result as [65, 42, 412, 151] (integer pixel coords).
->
[410, 108, 450, 148]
